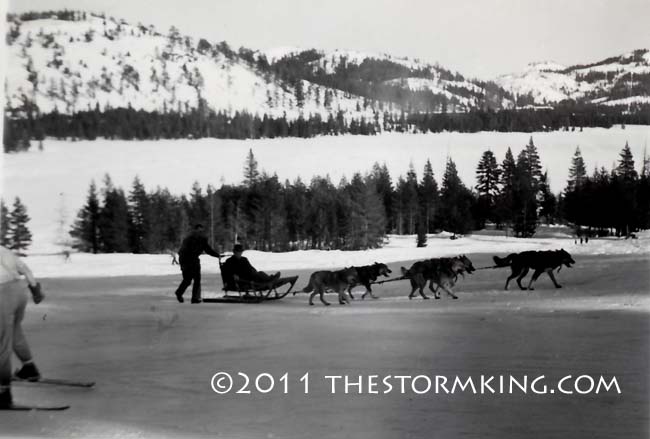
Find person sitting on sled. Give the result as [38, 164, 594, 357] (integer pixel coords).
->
[221, 244, 280, 289]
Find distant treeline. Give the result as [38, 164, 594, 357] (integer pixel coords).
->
[564, 144, 650, 235]
[4, 103, 650, 152]
[68, 141, 650, 254]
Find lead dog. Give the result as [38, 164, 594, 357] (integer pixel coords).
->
[493, 249, 575, 290]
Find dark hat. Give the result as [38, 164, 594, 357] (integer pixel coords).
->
[233, 244, 244, 253]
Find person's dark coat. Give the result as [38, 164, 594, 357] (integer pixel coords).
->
[178, 231, 220, 266]
[222, 256, 257, 280]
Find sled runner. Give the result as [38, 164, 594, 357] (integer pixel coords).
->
[202, 255, 299, 304]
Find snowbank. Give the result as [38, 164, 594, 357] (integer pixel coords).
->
[25, 231, 650, 279]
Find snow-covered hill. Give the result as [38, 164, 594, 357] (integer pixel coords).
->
[496, 50, 650, 107]
[266, 47, 512, 112]
[4, 12, 378, 122]
[4, 11, 649, 127]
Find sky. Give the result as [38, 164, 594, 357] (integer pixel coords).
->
[5, 0, 650, 79]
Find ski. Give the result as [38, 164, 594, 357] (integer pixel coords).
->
[12, 377, 95, 388]
[3, 404, 70, 411]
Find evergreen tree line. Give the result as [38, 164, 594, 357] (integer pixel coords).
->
[69, 140, 649, 254]
[69, 149, 479, 254]
[5, 103, 649, 152]
[0, 198, 33, 254]
[563, 143, 650, 236]
[473, 138, 558, 238]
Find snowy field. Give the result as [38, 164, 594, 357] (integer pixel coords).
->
[23, 229, 650, 279]
[1, 253, 648, 438]
[2, 126, 649, 254]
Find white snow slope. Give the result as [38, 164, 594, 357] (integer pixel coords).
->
[4, 14, 378, 121]
[496, 50, 650, 106]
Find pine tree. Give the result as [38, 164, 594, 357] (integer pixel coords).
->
[0, 200, 9, 246]
[524, 136, 543, 191]
[307, 176, 338, 249]
[475, 150, 501, 227]
[70, 181, 100, 253]
[128, 176, 150, 253]
[416, 218, 427, 247]
[539, 171, 557, 225]
[243, 148, 259, 186]
[403, 163, 419, 234]
[419, 159, 439, 233]
[438, 158, 475, 235]
[98, 175, 130, 252]
[343, 174, 387, 250]
[566, 146, 587, 192]
[188, 181, 209, 227]
[344, 173, 367, 249]
[370, 163, 394, 233]
[642, 147, 650, 178]
[512, 150, 538, 237]
[614, 142, 639, 236]
[284, 177, 308, 249]
[476, 150, 500, 198]
[616, 142, 638, 181]
[636, 157, 650, 230]
[250, 173, 287, 251]
[496, 148, 517, 231]
[8, 198, 32, 253]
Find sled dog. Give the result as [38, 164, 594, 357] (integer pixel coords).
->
[346, 262, 392, 300]
[297, 267, 359, 306]
[493, 249, 575, 290]
[400, 255, 474, 300]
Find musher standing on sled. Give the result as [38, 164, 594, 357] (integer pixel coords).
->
[0, 246, 44, 409]
[174, 224, 221, 304]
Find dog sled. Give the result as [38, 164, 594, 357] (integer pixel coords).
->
[202, 255, 299, 304]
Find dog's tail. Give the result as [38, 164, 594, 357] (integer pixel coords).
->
[297, 277, 314, 294]
[400, 267, 411, 278]
[493, 254, 515, 267]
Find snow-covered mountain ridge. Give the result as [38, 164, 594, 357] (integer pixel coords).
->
[4, 10, 649, 120]
[4, 12, 380, 121]
[496, 50, 650, 107]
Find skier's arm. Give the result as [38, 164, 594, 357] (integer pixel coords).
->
[16, 258, 44, 304]
[15, 258, 37, 287]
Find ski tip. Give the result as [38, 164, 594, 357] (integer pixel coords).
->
[4, 404, 70, 411]
[12, 377, 95, 388]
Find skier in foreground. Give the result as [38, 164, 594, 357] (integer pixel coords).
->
[0, 245, 44, 409]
